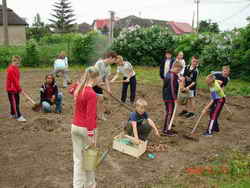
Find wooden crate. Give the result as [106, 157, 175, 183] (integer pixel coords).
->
[112, 133, 147, 158]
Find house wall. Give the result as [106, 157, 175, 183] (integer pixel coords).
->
[0, 25, 26, 45]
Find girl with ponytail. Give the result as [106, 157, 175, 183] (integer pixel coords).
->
[71, 66, 99, 188]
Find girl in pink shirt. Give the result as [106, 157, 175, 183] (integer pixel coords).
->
[71, 66, 99, 188]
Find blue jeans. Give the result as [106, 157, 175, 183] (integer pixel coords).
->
[42, 93, 63, 113]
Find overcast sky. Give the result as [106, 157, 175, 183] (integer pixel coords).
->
[6, 0, 250, 30]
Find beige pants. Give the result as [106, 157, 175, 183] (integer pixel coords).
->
[54, 68, 70, 87]
[71, 124, 96, 188]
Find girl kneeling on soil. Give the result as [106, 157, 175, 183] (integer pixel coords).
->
[202, 74, 225, 137]
[40, 74, 63, 113]
[71, 66, 99, 188]
[111, 55, 137, 104]
[125, 98, 160, 144]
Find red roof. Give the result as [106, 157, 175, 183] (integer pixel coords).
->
[94, 19, 110, 29]
[167, 21, 193, 35]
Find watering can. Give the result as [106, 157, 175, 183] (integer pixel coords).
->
[82, 144, 109, 171]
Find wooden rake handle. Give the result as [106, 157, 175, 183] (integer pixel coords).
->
[191, 110, 206, 134]
[22, 90, 36, 105]
[100, 86, 134, 112]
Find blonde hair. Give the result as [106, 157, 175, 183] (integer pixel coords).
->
[12, 56, 21, 63]
[222, 65, 230, 71]
[206, 74, 215, 85]
[178, 51, 184, 56]
[116, 55, 123, 63]
[136, 98, 148, 107]
[74, 66, 99, 98]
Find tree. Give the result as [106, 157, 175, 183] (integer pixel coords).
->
[49, 0, 76, 33]
[247, 17, 250, 25]
[32, 13, 44, 28]
[26, 13, 50, 41]
[199, 20, 220, 33]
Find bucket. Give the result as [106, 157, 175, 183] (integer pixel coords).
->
[82, 145, 99, 171]
[179, 91, 189, 105]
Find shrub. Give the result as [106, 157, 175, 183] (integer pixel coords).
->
[23, 39, 39, 67]
[112, 26, 177, 66]
[0, 46, 26, 68]
[71, 32, 109, 65]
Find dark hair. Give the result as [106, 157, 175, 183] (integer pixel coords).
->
[192, 56, 199, 59]
[45, 74, 55, 85]
[165, 51, 172, 54]
[104, 52, 117, 59]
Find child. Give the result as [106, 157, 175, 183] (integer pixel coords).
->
[159, 51, 175, 80]
[111, 55, 136, 104]
[6, 56, 26, 122]
[175, 51, 186, 76]
[162, 62, 183, 136]
[71, 66, 99, 188]
[125, 98, 160, 144]
[202, 74, 226, 136]
[40, 74, 63, 113]
[53, 51, 71, 88]
[179, 56, 199, 118]
[212, 66, 230, 89]
[93, 52, 117, 120]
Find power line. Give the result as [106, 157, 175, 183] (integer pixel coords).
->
[218, 3, 250, 23]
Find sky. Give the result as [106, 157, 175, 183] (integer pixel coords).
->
[6, 0, 250, 31]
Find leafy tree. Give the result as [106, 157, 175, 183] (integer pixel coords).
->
[49, 0, 76, 33]
[26, 13, 50, 41]
[199, 20, 220, 33]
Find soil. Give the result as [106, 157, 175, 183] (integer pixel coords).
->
[1, 69, 250, 188]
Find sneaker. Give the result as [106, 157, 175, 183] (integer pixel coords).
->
[185, 112, 195, 118]
[161, 130, 177, 137]
[17, 116, 27, 122]
[179, 110, 188, 116]
[203, 132, 213, 137]
[10, 115, 16, 119]
[212, 128, 220, 133]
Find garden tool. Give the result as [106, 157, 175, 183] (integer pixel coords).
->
[183, 107, 206, 141]
[22, 91, 41, 112]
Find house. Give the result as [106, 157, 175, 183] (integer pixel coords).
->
[167, 21, 194, 35]
[78, 22, 91, 33]
[92, 19, 110, 31]
[0, 5, 28, 45]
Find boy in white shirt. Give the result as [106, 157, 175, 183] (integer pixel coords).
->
[111, 56, 136, 104]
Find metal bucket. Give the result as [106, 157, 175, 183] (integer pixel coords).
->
[82, 145, 99, 171]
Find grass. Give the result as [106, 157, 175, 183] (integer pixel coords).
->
[1, 66, 250, 96]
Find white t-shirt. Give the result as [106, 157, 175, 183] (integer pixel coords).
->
[117, 61, 135, 78]
[54, 57, 68, 70]
[95, 59, 111, 81]
[164, 59, 171, 77]
[174, 59, 186, 76]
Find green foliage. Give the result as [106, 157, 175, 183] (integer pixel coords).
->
[112, 26, 176, 66]
[71, 32, 109, 65]
[0, 46, 26, 68]
[199, 20, 220, 33]
[23, 39, 39, 67]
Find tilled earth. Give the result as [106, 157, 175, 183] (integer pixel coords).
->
[0, 69, 250, 188]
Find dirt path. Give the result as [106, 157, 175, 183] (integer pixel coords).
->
[0, 70, 250, 188]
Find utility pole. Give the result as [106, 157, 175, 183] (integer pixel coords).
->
[2, 0, 9, 45]
[109, 10, 115, 43]
[195, 0, 200, 33]
[192, 10, 195, 32]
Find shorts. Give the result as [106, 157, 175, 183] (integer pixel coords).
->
[188, 90, 196, 98]
[93, 85, 103, 96]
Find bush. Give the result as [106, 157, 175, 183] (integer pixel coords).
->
[0, 46, 26, 68]
[71, 32, 109, 65]
[23, 39, 39, 67]
[112, 26, 177, 66]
